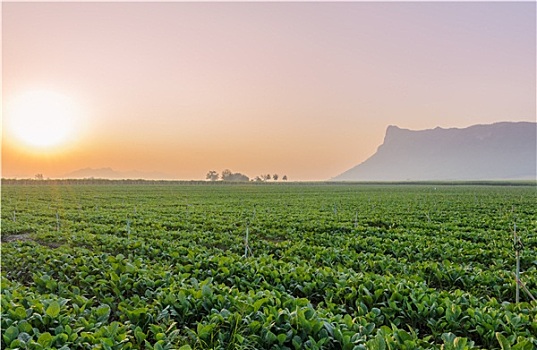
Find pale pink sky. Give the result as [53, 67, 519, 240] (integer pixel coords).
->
[2, 2, 536, 180]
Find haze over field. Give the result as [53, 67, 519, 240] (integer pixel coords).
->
[2, 2, 536, 181]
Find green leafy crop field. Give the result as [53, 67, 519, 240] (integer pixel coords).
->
[1, 182, 536, 349]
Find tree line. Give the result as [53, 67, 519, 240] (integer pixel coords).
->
[206, 169, 287, 182]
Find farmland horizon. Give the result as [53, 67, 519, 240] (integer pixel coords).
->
[3, 120, 536, 182]
[2, 2, 535, 181]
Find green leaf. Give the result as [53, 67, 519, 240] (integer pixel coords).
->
[396, 329, 412, 343]
[135, 327, 146, 344]
[37, 332, 53, 347]
[253, 297, 268, 312]
[101, 337, 114, 350]
[264, 331, 277, 344]
[18, 320, 33, 334]
[201, 284, 213, 298]
[10, 339, 25, 348]
[56, 333, 69, 344]
[323, 321, 335, 337]
[454, 337, 468, 349]
[17, 332, 31, 344]
[512, 340, 533, 350]
[10, 306, 27, 320]
[365, 322, 375, 334]
[197, 324, 213, 340]
[367, 333, 386, 350]
[3, 325, 19, 344]
[55, 325, 65, 335]
[442, 332, 456, 344]
[46, 301, 61, 318]
[178, 346, 192, 350]
[496, 332, 511, 350]
[292, 335, 302, 350]
[96, 304, 111, 322]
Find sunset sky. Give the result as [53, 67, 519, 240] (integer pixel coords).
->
[2, 2, 536, 181]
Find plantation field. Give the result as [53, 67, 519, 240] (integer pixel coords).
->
[1, 182, 536, 349]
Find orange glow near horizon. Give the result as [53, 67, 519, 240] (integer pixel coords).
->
[2, 2, 535, 180]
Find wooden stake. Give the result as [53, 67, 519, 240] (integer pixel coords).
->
[127, 218, 131, 236]
[514, 223, 520, 303]
[244, 225, 249, 257]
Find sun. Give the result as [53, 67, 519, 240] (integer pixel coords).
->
[6, 90, 81, 149]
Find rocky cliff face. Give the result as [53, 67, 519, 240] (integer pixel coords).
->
[333, 122, 536, 181]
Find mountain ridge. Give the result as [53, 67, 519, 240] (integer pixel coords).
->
[333, 121, 536, 181]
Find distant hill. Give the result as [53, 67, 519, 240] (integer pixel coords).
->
[63, 167, 175, 180]
[333, 122, 536, 181]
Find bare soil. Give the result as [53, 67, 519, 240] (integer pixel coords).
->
[1, 233, 63, 248]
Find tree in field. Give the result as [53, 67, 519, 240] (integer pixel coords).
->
[282, 175, 288, 181]
[35, 174, 44, 180]
[263, 174, 271, 181]
[272, 174, 279, 181]
[221, 169, 232, 180]
[206, 170, 219, 181]
[221, 169, 249, 182]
